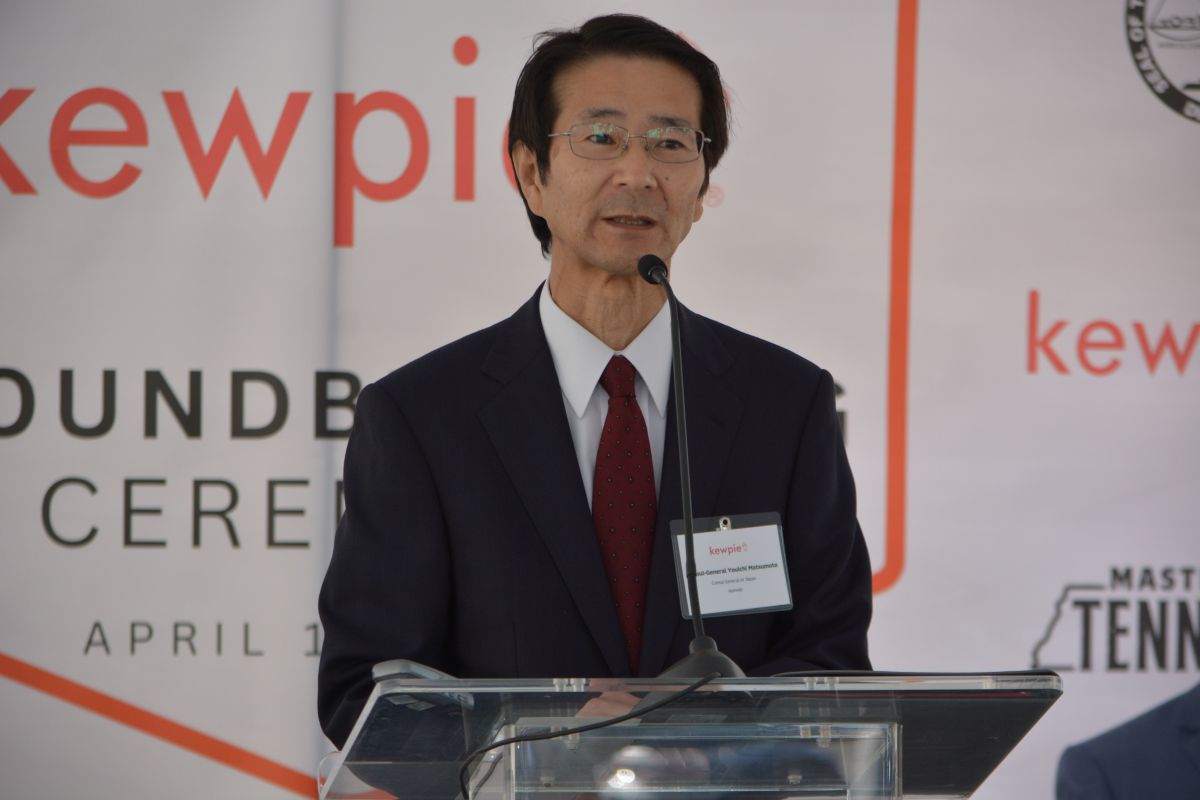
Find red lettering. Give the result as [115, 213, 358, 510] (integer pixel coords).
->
[0, 88, 36, 194]
[163, 89, 310, 199]
[1027, 290, 1069, 374]
[451, 35, 478, 67]
[1077, 321, 1124, 375]
[1134, 322, 1199, 375]
[49, 88, 147, 198]
[452, 35, 477, 202]
[454, 97, 475, 201]
[334, 92, 430, 248]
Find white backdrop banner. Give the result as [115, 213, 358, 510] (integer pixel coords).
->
[1, 1, 1196, 798]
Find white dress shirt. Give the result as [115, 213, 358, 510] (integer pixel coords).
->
[538, 283, 672, 510]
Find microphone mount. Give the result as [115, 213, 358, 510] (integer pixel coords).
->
[637, 254, 744, 679]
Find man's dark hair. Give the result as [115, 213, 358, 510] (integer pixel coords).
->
[508, 14, 730, 257]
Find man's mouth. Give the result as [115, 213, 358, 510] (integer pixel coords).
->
[604, 215, 655, 228]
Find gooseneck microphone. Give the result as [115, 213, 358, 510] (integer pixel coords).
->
[637, 254, 744, 679]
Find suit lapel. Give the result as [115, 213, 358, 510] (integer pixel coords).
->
[640, 308, 743, 676]
[478, 288, 630, 676]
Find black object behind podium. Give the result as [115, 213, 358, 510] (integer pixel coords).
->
[319, 669, 1061, 799]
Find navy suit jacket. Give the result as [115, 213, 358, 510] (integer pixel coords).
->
[317, 287, 872, 747]
[1056, 682, 1200, 799]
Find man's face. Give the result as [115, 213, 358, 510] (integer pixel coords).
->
[517, 55, 707, 278]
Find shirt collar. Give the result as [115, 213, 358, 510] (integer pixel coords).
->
[538, 282, 672, 419]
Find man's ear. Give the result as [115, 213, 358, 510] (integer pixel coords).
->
[512, 142, 545, 216]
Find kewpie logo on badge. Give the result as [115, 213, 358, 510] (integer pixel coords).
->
[708, 542, 750, 557]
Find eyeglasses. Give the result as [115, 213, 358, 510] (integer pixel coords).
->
[547, 122, 709, 164]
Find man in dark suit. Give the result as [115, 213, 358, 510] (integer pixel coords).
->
[1056, 682, 1200, 799]
[318, 14, 872, 749]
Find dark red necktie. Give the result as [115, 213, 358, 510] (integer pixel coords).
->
[592, 355, 656, 673]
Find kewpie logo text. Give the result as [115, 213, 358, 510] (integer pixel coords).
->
[1027, 290, 1198, 376]
[0, 36, 513, 249]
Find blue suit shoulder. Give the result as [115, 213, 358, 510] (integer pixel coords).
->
[375, 315, 512, 392]
[683, 309, 835, 412]
[363, 297, 542, 418]
[693, 312, 824, 373]
[1056, 682, 1200, 800]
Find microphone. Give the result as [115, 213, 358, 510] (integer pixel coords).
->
[637, 255, 668, 285]
[637, 254, 744, 679]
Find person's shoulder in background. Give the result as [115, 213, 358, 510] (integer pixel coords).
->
[1056, 681, 1200, 800]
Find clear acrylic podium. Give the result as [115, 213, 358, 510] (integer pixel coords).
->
[319, 670, 1061, 799]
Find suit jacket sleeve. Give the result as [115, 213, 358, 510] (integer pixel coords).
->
[750, 368, 873, 674]
[1056, 743, 1116, 800]
[317, 381, 452, 748]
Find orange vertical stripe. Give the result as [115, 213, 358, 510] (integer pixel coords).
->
[875, 0, 919, 593]
[0, 652, 316, 797]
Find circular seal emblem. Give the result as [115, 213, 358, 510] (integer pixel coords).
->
[1126, 0, 1200, 123]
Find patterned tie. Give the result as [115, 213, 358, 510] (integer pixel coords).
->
[592, 355, 657, 673]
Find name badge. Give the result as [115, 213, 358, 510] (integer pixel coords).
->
[670, 512, 792, 618]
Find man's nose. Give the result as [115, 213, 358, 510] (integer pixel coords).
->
[612, 138, 657, 188]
